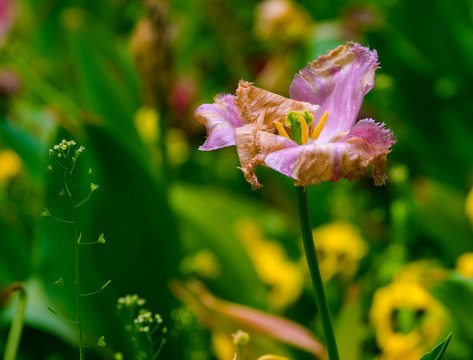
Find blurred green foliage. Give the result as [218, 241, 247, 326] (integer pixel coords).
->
[0, 0, 473, 359]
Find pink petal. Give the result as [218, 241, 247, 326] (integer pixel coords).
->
[265, 119, 394, 186]
[343, 118, 396, 148]
[264, 143, 342, 185]
[195, 94, 243, 151]
[289, 42, 379, 143]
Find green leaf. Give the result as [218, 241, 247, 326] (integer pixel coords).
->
[413, 179, 472, 259]
[420, 333, 452, 360]
[430, 274, 473, 339]
[63, 7, 141, 141]
[170, 183, 274, 308]
[335, 293, 364, 360]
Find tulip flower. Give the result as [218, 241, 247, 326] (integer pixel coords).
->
[195, 42, 396, 360]
[195, 42, 394, 189]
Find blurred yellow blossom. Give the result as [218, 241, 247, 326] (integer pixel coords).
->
[179, 249, 221, 279]
[254, 0, 314, 93]
[235, 219, 303, 311]
[211, 331, 235, 360]
[255, 0, 313, 43]
[456, 252, 473, 278]
[466, 186, 473, 227]
[134, 106, 159, 144]
[0, 148, 22, 185]
[395, 260, 446, 286]
[211, 329, 292, 360]
[311, 222, 367, 281]
[370, 270, 448, 360]
[166, 128, 190, 166]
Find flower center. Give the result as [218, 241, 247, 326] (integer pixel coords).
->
[274, 111, 329, 145]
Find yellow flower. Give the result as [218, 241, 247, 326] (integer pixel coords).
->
[466, 186, 473, 227]
[134, 107, 159, 144]
[456, 252, 473, 278]
[211, 331, 235, 360]
[0, 149, 22, 185]
[179, 249, 221, 279]
[166, 128, 190, 166]
[370, 271, 448, 360]
[235, 219, 303, 311]
[311, 222, 367, 281]
[255, 0, 313, 44]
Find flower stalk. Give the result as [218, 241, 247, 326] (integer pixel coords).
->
[45, 140, 108, 359]
[3, 283, 27, 360]
[70, 185, 84, 360]
[295, 186, 339, 360]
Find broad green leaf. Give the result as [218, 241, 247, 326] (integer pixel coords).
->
[170, 183, 289, 308]
[412, 179, 472, 259]
[430, 273, 473, 339]
[335, 289, 364, 360]
[63, 7, 141, 146]
[0, 118, 45, 181]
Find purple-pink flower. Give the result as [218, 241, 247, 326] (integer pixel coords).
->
[195, 42, 395, 189]
[0, 0, 13, 44]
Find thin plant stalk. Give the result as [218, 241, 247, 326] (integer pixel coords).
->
[295, 186, 339, 360]
[3, 283, 27, 360]
[67, 174, 84, 360]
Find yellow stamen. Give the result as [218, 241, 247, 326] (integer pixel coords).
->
[297, 115, 309, 144]
[274, 121, 290, 139]
[311, 111, 329, 140]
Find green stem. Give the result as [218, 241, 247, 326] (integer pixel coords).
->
[295, 186, 339, 360]
[153, 338, 166, 359]
[74, 192, 93, 208]
[69, 184, 84, 360]
[3, 283, 27, 360]
[80, 280, 111, 297]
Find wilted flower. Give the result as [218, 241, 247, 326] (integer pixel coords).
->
[195, 42, 395, 188]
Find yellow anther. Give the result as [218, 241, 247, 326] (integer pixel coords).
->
[311, 111, 329, 140]
[297, 115, 309, 144]
[274, 121, 290, 139]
